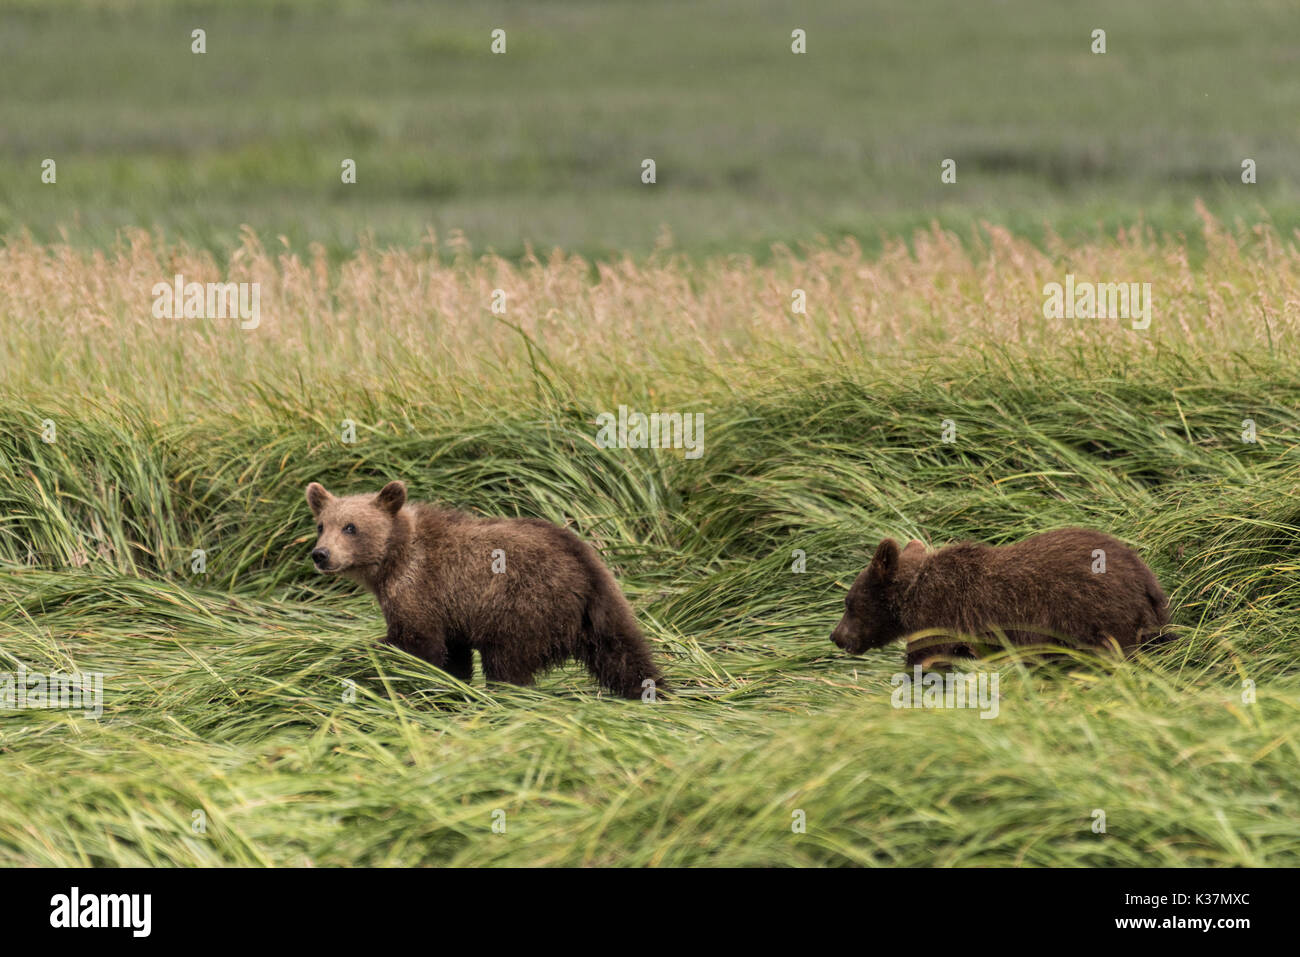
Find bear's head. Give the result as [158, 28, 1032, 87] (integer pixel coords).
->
[305, 480, 407, 576]
[830, 538, 926, 653]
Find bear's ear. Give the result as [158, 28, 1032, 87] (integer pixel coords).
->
[306, 482, 333, 517]
[867, 538, 900, 583]
[375, 480, 407, 515]
[898, 538, 927, 578]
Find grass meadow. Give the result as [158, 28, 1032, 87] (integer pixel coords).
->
[1, 0, 1298, 868]
[2, 213, 1299, 866]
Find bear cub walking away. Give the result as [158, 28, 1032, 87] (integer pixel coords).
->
[830, 528, 1170, 667]
[307, 480, 664, 698]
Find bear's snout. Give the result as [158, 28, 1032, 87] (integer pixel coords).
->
[311, 547, 330, 568]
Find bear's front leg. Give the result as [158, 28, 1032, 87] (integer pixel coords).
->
[443, 642, 474, 683]
[904, 638, 976, 670]
[383, 620, 448, 670]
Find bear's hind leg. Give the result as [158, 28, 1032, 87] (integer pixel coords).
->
[579, 630, 663, 699]
[480, 647, 538, 689]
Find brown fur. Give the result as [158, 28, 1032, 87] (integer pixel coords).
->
[306, 480, 663, 698]
[830, 528, 1171, 666]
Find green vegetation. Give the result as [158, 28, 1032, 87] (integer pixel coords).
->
[1, 0, 1297, 259]
[1, 0, 1296, 868]
[1, 217, 1297, 865]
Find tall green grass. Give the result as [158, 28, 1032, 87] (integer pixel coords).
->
[2, 337, 1297, 864]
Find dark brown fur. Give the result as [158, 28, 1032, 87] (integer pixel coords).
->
[830, 528, 1171, 666]
[307, 480, 663, 698]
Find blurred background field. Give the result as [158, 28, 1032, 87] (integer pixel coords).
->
[1, 0, 1299, 867]
[1, 0, 1297, 260]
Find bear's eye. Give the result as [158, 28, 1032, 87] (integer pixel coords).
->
[316, 523, 323, 534]
[343, 523, 357, 535]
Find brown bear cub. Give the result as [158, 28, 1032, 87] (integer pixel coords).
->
[830, 528, 1170, 667]
[306, 480, 664, 698]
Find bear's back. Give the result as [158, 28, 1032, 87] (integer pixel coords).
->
[906, 528, 1163, 648]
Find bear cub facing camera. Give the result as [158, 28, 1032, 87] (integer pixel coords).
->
[830, 528, 1170, 666]
[307, 480, 664, 698]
